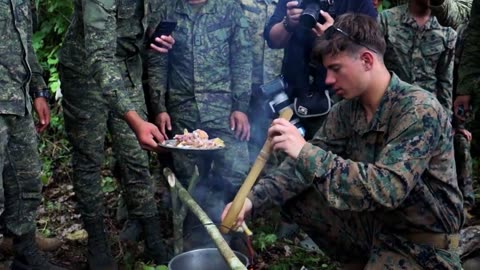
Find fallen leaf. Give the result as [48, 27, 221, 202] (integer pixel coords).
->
[65, 229, 87, 241]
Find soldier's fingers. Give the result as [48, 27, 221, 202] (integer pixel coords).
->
[245, 124, 251, 142]
[161, 35, 175, 46]
[235, 122, 243, 139]
[268, 123, 288, 137]
[319, 10, 334, 25]
[159, 123, 167, 139]
[241, 125, 248, 141]
[286, 1, 299, 9]
[157, 37, 173, 50]
[151, 127, 165, 144]
[221, 203, 232, 221]
[166, 118, 172, 131]
[150, 43, 169, 54]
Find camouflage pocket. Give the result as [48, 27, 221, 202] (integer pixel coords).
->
[420, 41, 444, 67]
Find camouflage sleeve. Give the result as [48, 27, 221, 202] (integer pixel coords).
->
[430, 0, 472, 29]
[26, 0, 47, 94]
[458, 0, 480, 96]
[377, 10, 388, 36]
[82, 0, 135, 116]
[295, 104, 444, 211]
[146, 3, 168, 116]
[435, 28, 456, 115]
[247, 102, 351, 214]
[230, 3, 253, 113]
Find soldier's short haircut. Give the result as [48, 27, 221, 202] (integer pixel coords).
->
[313, 13, 386, 62]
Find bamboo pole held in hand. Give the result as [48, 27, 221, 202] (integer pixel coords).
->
[220, 107, 294, 234]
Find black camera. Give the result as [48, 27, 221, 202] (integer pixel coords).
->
[260, 76, 306, 137]
[297, 0, 335, 29]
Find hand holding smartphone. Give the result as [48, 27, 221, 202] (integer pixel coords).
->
[150, 21, 177, 47]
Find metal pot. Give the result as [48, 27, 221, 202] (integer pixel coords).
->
[168, 248, 249, 270]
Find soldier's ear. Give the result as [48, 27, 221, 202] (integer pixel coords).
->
[360, 51, 374, 71]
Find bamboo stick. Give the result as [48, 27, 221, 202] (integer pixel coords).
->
[170, 168, 201, 255]
[220, 107, 294, 234]
[164, 168, 247, 270]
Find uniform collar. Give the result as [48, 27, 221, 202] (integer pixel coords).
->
[353, 73, 402, 135]
[175, 0, 218, 17]
[400, 4, 441, 30]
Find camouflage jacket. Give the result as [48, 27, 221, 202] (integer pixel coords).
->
[457, 0, 480, 97]
[389, 0, 472, 29]
[379, 5, 456, 114]
[59, 0, 151, 116]
[147, 0, 252, 121]
[0, 0, 47, 116]
[248, 73, 464, 234]
[238, 0, 282, 85]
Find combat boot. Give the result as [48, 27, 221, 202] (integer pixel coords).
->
[83, 217, 118, 270]
[11, 232, 66, 270]
[139, 216, 168, 264]
[119, 219, 143, 244]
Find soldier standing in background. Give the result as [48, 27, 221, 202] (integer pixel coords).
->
[148, 0, 252, 250]
[388, 0, 472, 29]
[238, 0, 284, 163]
[58, 0, 174, 268]
[378, 0, 456, 114]
[0, 0, 65, 269]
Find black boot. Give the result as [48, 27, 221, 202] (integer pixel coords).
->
[11, 232, 66, 270]
[83, 217, 117, 270]
[139, 216, 168, 264]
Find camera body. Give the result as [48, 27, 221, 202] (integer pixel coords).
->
[260, 76, 306, 137]
[297, 0, 335, 29]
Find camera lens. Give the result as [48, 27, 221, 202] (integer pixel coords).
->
[300, 3, 321, 29]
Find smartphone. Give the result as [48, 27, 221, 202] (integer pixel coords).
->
[150, 21, 177, 47]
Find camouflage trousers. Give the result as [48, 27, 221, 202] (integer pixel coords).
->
[59, 63, 157, 219]
[0, 114, 42, 236]
[282, 188, 462, 269]
[169, 108, 249, 203]
[454, 132, 474, 210]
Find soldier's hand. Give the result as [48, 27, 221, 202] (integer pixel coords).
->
[221, 198, 253, 230]
[230, 111, 250, 141]
[269, 118, 306, 159]
[312, 10, 335, 37]
[125, 111, 165, 151]
[454, 95, 472, 121]
[150, 35, 175, 54]
[286, 1, 303, 28]
[154, 112, 172, 139]
[33, 97, 50, 133]
[455, 128, 473, 142]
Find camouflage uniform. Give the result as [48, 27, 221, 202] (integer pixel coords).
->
[147, 0, 252, 201]
[458, 0, 480, 156]
[388, 0, 472, 29]
[379, 5, 456, 115]
[0, 0, 46, 237]
[248, 74, 464, 269]
[238, 0, 283, 162]
[452, 23, 475, 210]
[378, 5, 474, 209]
[58, 0, 157, 219]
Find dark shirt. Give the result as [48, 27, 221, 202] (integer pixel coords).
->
[263, 0, 377, 110]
